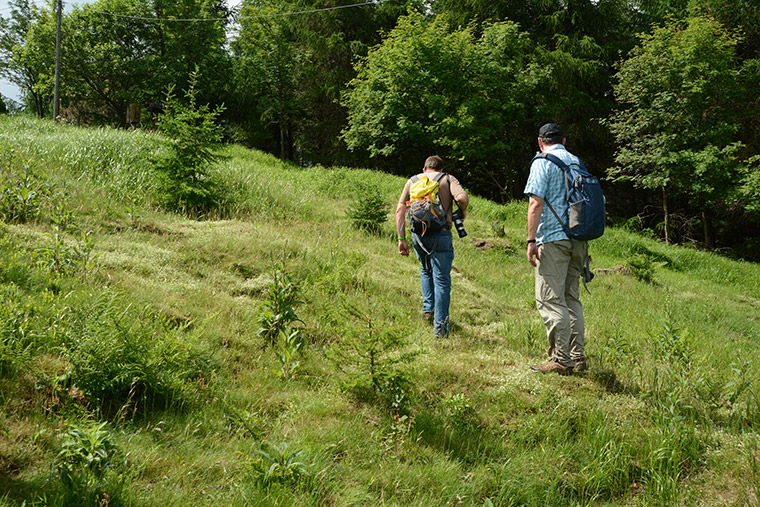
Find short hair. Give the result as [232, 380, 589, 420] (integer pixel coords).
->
[424, 155, 444, 170]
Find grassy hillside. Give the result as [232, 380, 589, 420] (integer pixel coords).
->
[1, 115, 759, 506]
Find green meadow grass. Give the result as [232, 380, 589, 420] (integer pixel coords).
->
[1, 115, 760, 506]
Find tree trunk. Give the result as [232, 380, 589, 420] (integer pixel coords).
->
[702, 210, 715, 249]
[662, 186, 670, 245]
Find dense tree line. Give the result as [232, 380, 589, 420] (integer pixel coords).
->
[2, 0, 759, 256]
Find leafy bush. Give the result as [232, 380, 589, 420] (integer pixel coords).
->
[55, 421, 125, 506]
[154, 68, 226, 214]
[346, 183, 389, 235]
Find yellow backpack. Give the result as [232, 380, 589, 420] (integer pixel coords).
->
[406, 172, 449, 236]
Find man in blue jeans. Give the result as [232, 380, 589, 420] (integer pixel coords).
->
[396, 155, 468, 338]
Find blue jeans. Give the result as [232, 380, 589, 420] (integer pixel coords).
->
[411, 229, 454, 337]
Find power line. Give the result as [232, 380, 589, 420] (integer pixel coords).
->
[91, 0, 389, 23]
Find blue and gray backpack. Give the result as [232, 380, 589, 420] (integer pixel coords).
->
[531, 152, 605, 292]
[531, 152, 605, 242]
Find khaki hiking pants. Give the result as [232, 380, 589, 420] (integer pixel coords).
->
[535, 240, 587, 368]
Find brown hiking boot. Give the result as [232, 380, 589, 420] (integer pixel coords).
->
[423, 312, 433, 323]
[574, 359, 587, 372]
[530, 358, 573, 376]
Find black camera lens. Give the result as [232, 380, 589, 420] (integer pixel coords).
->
[452, 210, 467, 238]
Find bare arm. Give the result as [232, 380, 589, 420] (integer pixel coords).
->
[454, 192, 469, 218]
[527, 195, 543, 267]
[395, 202, 409, 256]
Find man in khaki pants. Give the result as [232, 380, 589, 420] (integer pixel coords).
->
[524, 123, 587, 375]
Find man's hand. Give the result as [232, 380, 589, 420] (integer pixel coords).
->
[527, 243, 539, 267]
[398, 239, 409, 257]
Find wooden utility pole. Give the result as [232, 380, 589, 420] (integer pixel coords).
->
[53, 0, 62, 121]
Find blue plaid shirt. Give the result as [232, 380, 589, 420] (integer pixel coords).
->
[524, 144, 580, 245]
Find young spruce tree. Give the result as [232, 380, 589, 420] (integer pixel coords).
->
[154, 67, 225, 214]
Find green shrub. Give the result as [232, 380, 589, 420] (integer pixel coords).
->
[346, 183, 389, 235]
[65, 291, 217, 415]
[625, 253, 657, 283]
[328, 297, 417, 413]
[153, 68, 226, 214]
[55, 421, 125, 506]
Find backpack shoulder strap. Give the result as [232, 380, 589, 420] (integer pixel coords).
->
[532, 152, 569, 172]
[530, 153, 571, 236]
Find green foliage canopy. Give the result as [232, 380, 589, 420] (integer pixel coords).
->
[342, 12, 534, 195]
[0, 0, 50, 117]
[609, 16, 745, 217]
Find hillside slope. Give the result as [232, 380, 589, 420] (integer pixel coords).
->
[1, 116, 760, 506]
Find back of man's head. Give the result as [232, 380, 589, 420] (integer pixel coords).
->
[539, 123, 563, 145]
[424, 155, 444, 171]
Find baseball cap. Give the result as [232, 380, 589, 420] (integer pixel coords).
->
[539, 123, 563, 138]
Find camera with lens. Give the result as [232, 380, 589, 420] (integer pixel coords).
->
[452, 209, 467, 238]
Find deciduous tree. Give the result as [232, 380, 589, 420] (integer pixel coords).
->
[342, 12, 539, 198]
[609, 16, 744, 247]
[0, 0, 50, 117]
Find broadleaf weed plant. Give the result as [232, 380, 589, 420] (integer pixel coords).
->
[250, 441, 310, 489]
[125, 193, 142, 228]
[0, 145, 50, 223]
[54, 420, 125, 505]
[257, 264, 303, 348]
[442, 392, 478, 430]
[36, 194, 100, 276]
[651, 316, 693, 375]
[272, 327, 302, 381]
